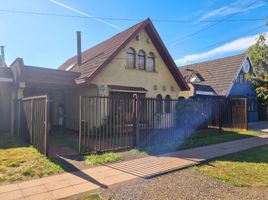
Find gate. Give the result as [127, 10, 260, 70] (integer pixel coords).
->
[79, 96, 248, 154]
[220, 98, 248, 129]
[18, 95, 50, 155]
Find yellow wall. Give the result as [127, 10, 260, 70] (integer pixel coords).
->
[91, 29, 182, 99]
[179, 83, 194, 99]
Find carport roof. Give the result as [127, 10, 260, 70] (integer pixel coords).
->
[9, 58, 81, 89]
[21, 65, 80, 89]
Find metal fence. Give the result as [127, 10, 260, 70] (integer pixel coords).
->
[79, 96, 248, 154]
[18, 95, 50, 155]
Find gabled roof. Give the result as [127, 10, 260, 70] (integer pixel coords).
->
[59, 18, 189, 91]
[179, 53, 248, 96]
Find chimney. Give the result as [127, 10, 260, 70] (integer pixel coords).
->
[0, 46, 6, 67]
[76, 31, 82, 66]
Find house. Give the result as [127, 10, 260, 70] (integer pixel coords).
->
[179, 53, 259, 122]
[8, 18, 189, 132]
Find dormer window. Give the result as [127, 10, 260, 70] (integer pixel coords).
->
[147, 52, 155, 72]
[138, 50, 146, 70]
[126, 47, 136, 69]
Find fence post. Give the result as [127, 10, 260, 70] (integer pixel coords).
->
[30, 99, 33, 144]
[133, 95, 139, 147]
[17, 99, 21, 137]
[44, 96, 49, 156]
[79, 96, 82, 153]
[184, 100, 187, 139]
[244, 98, 248, 130]
[218, 100, 223, 134]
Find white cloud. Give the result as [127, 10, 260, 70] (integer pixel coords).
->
[175, 32, 268, 65]
[199, 0, 265, 21]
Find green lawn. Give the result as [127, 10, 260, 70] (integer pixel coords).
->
[130, 148, 149, 156]
[84, 152, 123, 166]
[194, 145, 268, 187]
[179, 128, 262, 150]
[0, 134, 63, 184]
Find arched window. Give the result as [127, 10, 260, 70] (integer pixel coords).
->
[138, 50, 146, 70]
[147, 52, 155, 71]
[165, 95, 171, 113]
[126, 48, 136, 69]
[156, 94, 163, 113]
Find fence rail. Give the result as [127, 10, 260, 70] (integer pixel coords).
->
[79, 96, 248, 154]
[18, 95, 50, 155]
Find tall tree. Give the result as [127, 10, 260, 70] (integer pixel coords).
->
[247, 32, 268, 105]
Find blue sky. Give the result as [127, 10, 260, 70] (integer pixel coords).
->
[0, 0, 267, 69]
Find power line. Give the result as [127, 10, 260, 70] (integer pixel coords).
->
[0, 9, 266, 23]
[178, 24, 267, 56]
[168, 0, 263, 46]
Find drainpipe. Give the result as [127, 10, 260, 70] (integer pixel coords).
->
[0, 46, 6, 67]
[76, 31, 82, 66]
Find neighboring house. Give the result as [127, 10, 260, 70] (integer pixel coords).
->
[8, 18, 189, 131]
[179, 53, 259, 122]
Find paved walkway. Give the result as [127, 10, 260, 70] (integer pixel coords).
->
[249, 121, 268, 133]
[1, 134, 268, 200]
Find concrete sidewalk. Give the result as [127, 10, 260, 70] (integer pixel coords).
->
[1, 134, 268, 200]
[249, 121, 268, 133]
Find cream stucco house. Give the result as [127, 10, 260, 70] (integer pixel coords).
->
[8, 18, 188, 131]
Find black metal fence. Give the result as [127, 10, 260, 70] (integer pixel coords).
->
[18, 95, 50, 155]
[79, 96, 248, 154]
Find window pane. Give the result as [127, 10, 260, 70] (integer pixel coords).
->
[127, 53, 134, 68]
[147, 53, 155, 71]
[126, 48, 135, 68]
[138, 50, 145, 70]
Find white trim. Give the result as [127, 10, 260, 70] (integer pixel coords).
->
[0, 77, 13, 82]
[196, 90, 217, 96]
[225, 54, 250, 97]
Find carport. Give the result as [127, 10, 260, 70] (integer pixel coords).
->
[10, 58, 81, 156]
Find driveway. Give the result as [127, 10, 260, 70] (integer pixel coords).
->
[249, 121, 268, 133]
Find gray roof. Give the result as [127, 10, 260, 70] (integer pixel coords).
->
[179, 53, 247, 96]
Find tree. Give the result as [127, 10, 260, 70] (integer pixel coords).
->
[247, 33, 268, 105]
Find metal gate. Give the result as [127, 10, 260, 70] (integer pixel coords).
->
[79, 96, 248, 154]
[79, 96, 214, 154]
[18, 95, 50, 155]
